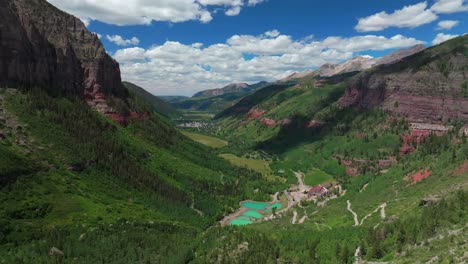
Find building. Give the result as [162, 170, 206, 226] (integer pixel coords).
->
[308, 185, 328, 198]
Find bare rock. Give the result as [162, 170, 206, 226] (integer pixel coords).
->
[339, 36, 468, 123]
[0, 0, 125, 104]
[48, 247, 64, 256]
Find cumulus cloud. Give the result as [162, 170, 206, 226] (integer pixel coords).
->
[432, 33, 460, 44]
[225, 6, 242, 16]
[431, 0, 468, 14]
[247, 0, 267, 5]
[264, 30, 280, 37]
[46, 0, 265, 26]
[437, 20, 460, 30]
[106, 35, 140, 46]
[112, 31, 424, 96]
[355, 2, 438, 32]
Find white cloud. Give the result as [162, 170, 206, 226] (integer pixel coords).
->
[114, 47, 147, 62]
[264, 30, 280, 37]
[355, 2, 438, 32]
[225, 6, 242, 16]
[247, 0, 267, 6]
[46, 0, 264, 25]
[432, 33, 460, 44]
[80, 17, 91, 27]
[198, 0, 243, 5]
[437, 20, 460, 30]
[431, 0, 468, 14]
[112, 31, 424, 96]
[106, 35, 140, 46]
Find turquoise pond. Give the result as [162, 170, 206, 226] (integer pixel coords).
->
[241, 201, 282, 211]
[229, 202, 283, 226]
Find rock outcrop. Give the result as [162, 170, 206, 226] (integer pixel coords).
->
[339, 36, 468, 123]
[375, 44, 426, 65]
[0, 0, 125, 104]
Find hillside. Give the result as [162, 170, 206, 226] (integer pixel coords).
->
[171, 81, 270, 113]
[159, 96, 189, 103]
[340, 37, 468, 123]
[0, 0, 283, 262]
[1, 0, 467, 263]
[123, 81, 179, 117]
[281, 44, 426, 82]
[193, 36, 468, 263]
[193, 83, 249, 98]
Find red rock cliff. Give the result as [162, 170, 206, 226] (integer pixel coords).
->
[0, 0, 125, 98]
[339, 36, 468, 123]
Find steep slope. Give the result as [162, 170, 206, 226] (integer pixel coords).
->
[375, 44, 426, 65]
[159, 96, 189, 103]
[281, 44, 426, 82]
[172, 81, 270, 113]
[317, 56, 377, 77]
[0, 0, 283, 262]
[193, 83, 249, 98]
[0, 0, 124, 98]
[340, 36, 468, 123]
[193, 39, 468, 264]
[123, 81, 179, 117]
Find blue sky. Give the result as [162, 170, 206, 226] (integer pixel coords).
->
[48, 0, 467, 96]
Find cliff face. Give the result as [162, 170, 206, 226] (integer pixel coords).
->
[0, 0, 124, 99]
[339, 36, 468, 123]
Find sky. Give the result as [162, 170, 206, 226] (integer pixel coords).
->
[47, 0, 468, 96]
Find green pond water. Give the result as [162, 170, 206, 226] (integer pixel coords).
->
[229, 202, 284, 226]
[230, 219, 252, 226]
[240, 201, 269, 210]
[243, 210, 263, 218]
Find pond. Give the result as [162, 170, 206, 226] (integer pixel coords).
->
[228, 201, 283, 226]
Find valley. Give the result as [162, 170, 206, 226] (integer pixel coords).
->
[0, 0, 467, 263]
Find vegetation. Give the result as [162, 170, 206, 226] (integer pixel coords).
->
[219, 154, 272, 177]
[181, 131, 228, 148]
[0, 87, 283, 263]
[304, 168, 334, 186]
[123, 81, 180, 118]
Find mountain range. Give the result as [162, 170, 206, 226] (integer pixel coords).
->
[0, 0, 467, 263]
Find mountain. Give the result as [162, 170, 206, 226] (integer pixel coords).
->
[1, 1, 467, 263]
[0, 1, 282, 262]
[193, 83, 249, 98]
[0, 0, 135, 126]
[123, 81, 179, 117]
[281, 44, 426, 82]
[0, 0, 124, 98]
[171, 81, 270, 113]
[159, 96, 189, 103]
[203, 36, 468, 263]
[375, 44, 426, 65]
[340, 37, 467, 123]
[216, 37, 466, 148]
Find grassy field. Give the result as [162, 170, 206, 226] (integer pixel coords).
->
[219, 154, 271, 176]
[182, 111, 214, 120]
[304, 168, 334, 186]
[181, 131, 228, 148]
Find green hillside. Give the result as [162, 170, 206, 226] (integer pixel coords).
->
[171, 82, 270, 113]
[185, 36, 468, 263]
[123, 81, 180, 117]
[0, 87, 284, 263]
[1, 1, 467, 261]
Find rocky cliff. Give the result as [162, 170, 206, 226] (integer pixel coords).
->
[0, 0, 125, 100]
[339, 36, 468, 123]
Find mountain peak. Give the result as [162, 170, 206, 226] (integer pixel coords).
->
[193, 83, 250, 98]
